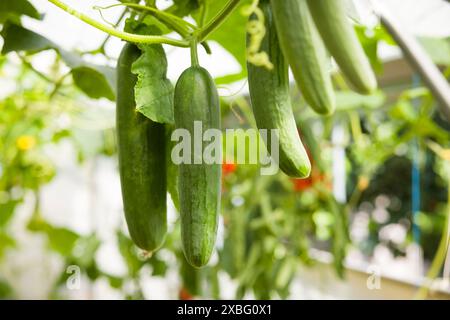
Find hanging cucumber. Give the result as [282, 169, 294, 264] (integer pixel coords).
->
[270, 0, 335, 115]
[116, 43, 167, 252]
[247, 0, 311, 178]
[307, 0, 377, 94]
[174, 64, 221, 268]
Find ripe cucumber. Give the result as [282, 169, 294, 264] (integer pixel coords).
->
[270, 0, 335, 115]
[174, 66, 221, 268]
[116, 43, 167, 252]
[247, 0, 311, 178]
[307, 0, 377, 94]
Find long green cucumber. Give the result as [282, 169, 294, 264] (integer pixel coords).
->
[270, 0, 335, 115]
[116, 43, 167, 252]
[174, 66, 221, 268]
[247, 0, 311, 178]
[307, 0, 377, 94]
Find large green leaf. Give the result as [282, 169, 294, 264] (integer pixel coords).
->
[0, 23, 116, 100]
[131, 45, 174, 123]
[125, 20, 174, 123]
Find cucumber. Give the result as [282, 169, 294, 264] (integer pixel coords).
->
[307, 0, 377, 94]
[247, 0, 311, 178]
[270, 0, 335, 115]
[116, 43, 167, 252]
[174, 66, 221, 268]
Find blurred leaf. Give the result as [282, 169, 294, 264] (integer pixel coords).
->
[168, 0, 200, 17]
[117, 231, 144, 277]
[0, 0, 41, 23]
[336, 90, 386, 111]
[355, 25, 395, 73]
[73, 234, 101, 267]
[0, 279, 13, 298]
[0, 23, 116, 100]
[0, 232, 15, 260]
[418, 36, 450, 66]
[106, 274, 124, 289]
[0, 200, 20, 227]
[28, 217, 79, 255]
[71, 67, 115, 100]
[148, 254, 168, 276]
[180, 256, 203, 297]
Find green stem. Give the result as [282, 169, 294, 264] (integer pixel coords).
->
[197, 0, 242, 42]
[414, 159, 450, 299]
[190, 40, 199, 67]
[84, 9, 128, 55]
[199, 0, 209, 27]
[97, 3, 197, 35]
[47, 0, 189, 47]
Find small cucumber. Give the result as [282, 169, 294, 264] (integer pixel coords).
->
[270, 0, 335, 115]
[116, 43, 167, 252]
[307, 0, 377, 94]
[174, 66, 221, 268]
[247, 0, 311, 178]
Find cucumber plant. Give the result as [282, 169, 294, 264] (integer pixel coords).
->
[44, 0, 378, 268]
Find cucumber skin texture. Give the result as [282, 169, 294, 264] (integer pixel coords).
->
[174, 66, 221, 268]
[247, 1, 311, 178]
[307, 0, 377, 94]
[116, 43, 167, 252]
[270, 0, 335, 115]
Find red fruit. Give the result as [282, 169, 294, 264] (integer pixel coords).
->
[222, 162, 237, 175]
[179, 287, 193, 300]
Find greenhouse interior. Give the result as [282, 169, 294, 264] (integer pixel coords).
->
[0, 0, 450, 301]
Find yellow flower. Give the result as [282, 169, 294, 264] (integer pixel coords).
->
[16, 135, 36, 151]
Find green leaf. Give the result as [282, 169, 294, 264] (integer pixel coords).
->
[0, 0, 41, 23]
[131, 45, 174, 124]
[72, 67, 115, 100]
[46, 226, 79, 255]
[0, 23, 116, 100]
[125, 20, 174, 123]
[0, 200, 20, 227]
[0, 279, 13, 298]
[0, 232, 15, 260]
[168, 0, 201, 17]
[73, 234, 101, 267]
[117, 231, 144, 277]
[27, 217, 79, 255]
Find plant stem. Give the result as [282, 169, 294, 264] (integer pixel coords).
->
[197, 0, 242, 42]
[84, 9, 127, 55]
[190, 40, 199, 67]
[47, 0, 189, 47]
[97, 3, 197, 34]
[414, 142, 450, 299]
[199, 0, 209, 27]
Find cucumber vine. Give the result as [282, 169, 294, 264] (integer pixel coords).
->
[47, 0, 243, 52]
